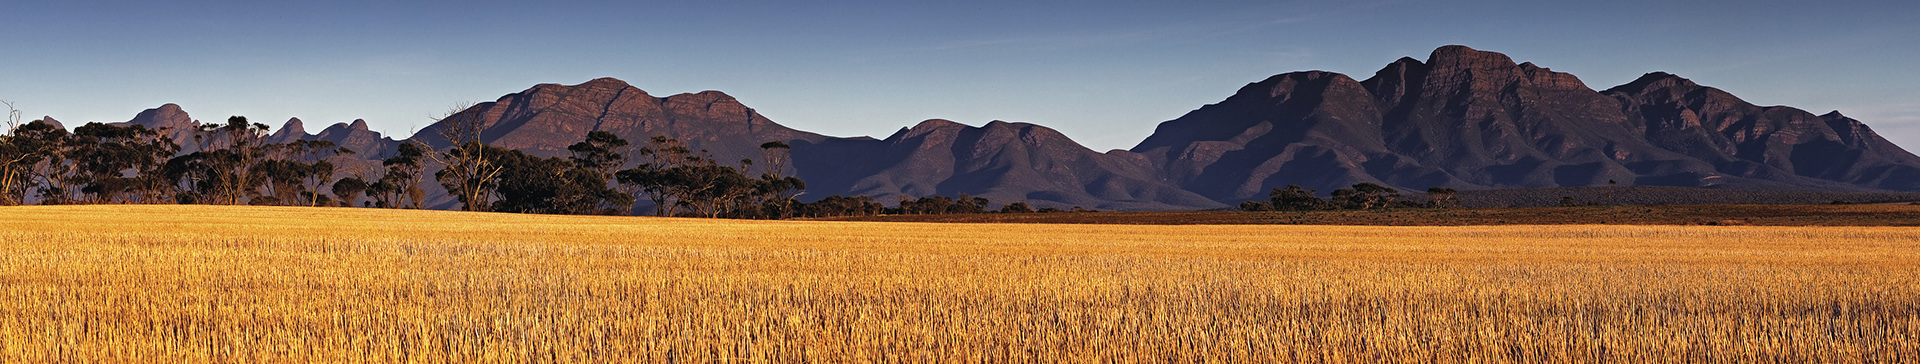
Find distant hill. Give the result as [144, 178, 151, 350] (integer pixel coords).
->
[792, 119, 1223, 211]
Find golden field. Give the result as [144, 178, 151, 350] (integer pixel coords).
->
[0, 205, 1915, 363]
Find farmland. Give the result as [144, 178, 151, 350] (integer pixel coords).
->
[1, 205, 1916, 362]
[817, 204, 1920, 226]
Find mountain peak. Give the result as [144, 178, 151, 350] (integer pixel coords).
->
[1426, 45, 1517, 70]
[1603, 72, 1700, 94]
[349, 119, 369, 131]
[282, 117, 305, 133]
[124, 103, 197, 130]
[1235, 70, 1359, 100]
[674, 90, 737, 101]
[267, 117, 308, 144]
[1253, 70, 1346, 84]
[522, 77, 643, 98]
[909, 119, 966, 131]
[37, 116, 64, 130]
[1639, 71, 1692, 84]
[880, 119, 966, 141]
[581, 77, 633, 88]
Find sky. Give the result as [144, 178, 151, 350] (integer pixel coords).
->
[5, 1, 1920, 152]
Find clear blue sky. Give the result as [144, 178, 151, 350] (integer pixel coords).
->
[6, 1, 1919, 151]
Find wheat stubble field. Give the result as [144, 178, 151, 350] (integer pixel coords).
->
[0, 205, 1915, 362]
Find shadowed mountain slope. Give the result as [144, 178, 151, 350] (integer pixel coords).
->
[1601, 73, 1920, 190]
[1133, 45, 1920, 203]
[792, 119, 1223, 211]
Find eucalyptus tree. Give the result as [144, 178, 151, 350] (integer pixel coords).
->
[567, 130, 632, 213]
[331, 175, 367, 207]
[0, 103, 66, 205]
[375, 143, 427, 208]
[617, 136, 694, 216]
[178, 116, 272, 205]
[68, 122, 176, 203]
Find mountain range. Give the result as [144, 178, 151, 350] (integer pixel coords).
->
[104, 45, 1920, 211]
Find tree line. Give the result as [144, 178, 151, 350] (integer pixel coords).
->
[787, 193, 1095, 218]
[0, 114, 359, 207]
[0, 113, 804, 218]
[1, 104, 1071, 218]
[1237, 183, 1462, 211]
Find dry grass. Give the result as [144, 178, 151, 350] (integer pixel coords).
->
[0, 205, 1915, 363]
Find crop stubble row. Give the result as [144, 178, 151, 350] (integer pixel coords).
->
[0, 205, 1914, 362]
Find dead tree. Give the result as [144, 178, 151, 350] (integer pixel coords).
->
[414, 103, 506, 212]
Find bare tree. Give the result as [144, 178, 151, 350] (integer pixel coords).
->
[0, 100, 46, 205]
[204, 116, 272, 205]
[414, 103, 506, 212]
[2, 100, 18, 132]
[0, 102, 78, 206]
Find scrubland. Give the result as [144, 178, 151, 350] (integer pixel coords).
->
[0, 205, 1914, 362]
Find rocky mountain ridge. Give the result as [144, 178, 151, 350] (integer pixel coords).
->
[71, 45, 1920, 210]
[1132, 45, 1920, 203]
